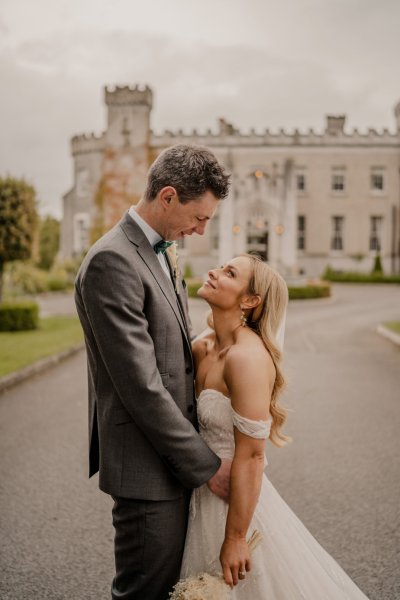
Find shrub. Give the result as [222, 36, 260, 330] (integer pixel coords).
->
[323, 265, 334, 279]
[47, 277, 69, 292]
[47, 267, 70, 291]
[0, 301, 39, 331]
[0, 177, 38, 303]
[371, 254, 383, 274]
[37, 216, 60, 270]
[54, 253, 86, 283]
[6, 261, 49, 295]
[183, 263, 194, 279]
[186, 279, 203, 298]
[288, 283, 331, 300]
[322, 267, 400, 284]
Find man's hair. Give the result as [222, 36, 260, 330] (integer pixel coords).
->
[143, 144, 230, 203]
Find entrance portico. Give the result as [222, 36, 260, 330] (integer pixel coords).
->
[218, 159, 298, 276]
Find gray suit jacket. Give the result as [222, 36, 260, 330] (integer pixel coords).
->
[75, 212, 221, 500]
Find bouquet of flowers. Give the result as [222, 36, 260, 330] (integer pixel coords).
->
[169, 530, 262, 600]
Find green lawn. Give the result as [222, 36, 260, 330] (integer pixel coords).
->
[0, 316, 84, 377]
[383, 321, 400, 335]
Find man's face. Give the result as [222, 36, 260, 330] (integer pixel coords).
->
[162, 190, 219, 241]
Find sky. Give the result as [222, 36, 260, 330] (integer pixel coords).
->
[0, 0, 399, 218]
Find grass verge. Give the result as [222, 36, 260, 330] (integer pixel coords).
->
[0, 316, 83, 377]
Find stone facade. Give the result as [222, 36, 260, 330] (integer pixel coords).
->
[61, 87, 400, 277]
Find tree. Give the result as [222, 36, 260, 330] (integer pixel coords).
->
[37, 215, 60, 270]
[0, 177, 38, 303]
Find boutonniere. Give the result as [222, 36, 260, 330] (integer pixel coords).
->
[166, 242, 181, 295]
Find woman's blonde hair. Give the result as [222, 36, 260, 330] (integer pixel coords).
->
[243, 253, 290, 447]
[207, 253, 290, 446]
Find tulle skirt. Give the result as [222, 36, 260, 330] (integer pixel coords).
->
[180, 474, 369, 599]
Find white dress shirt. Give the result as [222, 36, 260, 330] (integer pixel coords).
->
[128, 206, 172, 280]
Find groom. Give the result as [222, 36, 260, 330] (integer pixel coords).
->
[75, 145, 231, 600]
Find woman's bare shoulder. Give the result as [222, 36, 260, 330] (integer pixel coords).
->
[224, 340, 273, 418]
[225, 333, 275, 386]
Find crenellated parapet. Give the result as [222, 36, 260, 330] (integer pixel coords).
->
[104, 84, 153, 109]
[71, 133, 106, 156]
[151, 113, 400, 149]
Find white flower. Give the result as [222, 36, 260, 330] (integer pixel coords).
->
[170, 530, 262, 599]
[169, 572, 230, 599]
[167, 242, 181, 295]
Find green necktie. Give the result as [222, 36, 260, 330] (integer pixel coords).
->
[154, 240, 174, 254]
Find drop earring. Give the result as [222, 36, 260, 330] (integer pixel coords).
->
[240, 306, 247, 327]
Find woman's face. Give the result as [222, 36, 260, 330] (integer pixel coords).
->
[198, 256, 254, 309]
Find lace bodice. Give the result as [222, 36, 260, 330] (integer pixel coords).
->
[197, 389, 272, 460]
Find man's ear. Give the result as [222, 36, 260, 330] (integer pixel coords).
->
[159, 186, 177, 208]
[242, 294, 261, 310]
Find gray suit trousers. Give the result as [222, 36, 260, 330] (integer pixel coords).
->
[111, 493, 191, 600]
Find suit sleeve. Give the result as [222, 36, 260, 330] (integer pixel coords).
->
[79, 249, 220, 488]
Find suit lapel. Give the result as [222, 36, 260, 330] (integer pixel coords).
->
[165, 252, 191, 336]
[119, 213, 190, 346]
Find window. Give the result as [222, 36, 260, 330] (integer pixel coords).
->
[73, 212, 89, 254]
[331, 172, 345, 193]
[369, 216, 383, 251]
[331, 216, 344, 251]
[297, 216, 306, 250]
[370, 169, 385, 193]
[76, 169, 89, 199]
[296, 173, 306, 192]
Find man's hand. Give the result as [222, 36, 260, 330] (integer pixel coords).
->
[207, 458, 231, 502]
[220, 536, 251, 588]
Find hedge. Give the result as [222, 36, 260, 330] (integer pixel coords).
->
[322, 270, 400, 284]
[186, 280, 203, 298]
[0, 301, 39, 331]
[186, 279, 331, 300]
[288, 284, 331, 300]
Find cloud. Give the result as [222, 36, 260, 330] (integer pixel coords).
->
[10, 28, 397, 130]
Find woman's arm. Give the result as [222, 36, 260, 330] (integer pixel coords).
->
[220, 344, 274, 587]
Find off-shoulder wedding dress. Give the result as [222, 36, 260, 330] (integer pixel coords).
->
[180, 389, 369, 599]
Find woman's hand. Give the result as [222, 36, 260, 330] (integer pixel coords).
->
[220, 535, 251, 588]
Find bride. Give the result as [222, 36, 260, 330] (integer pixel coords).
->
[180, 253, 369, 599]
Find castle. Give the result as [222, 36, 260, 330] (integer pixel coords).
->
[61, 85, 400, 277]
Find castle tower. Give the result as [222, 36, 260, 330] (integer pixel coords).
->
[104, 84, 153, 147]
[100, 85, 153, 230]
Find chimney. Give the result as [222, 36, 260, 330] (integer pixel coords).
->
[325, 115, 346, 135]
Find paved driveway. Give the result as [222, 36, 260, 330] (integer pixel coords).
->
[1, 285, 399, 599]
